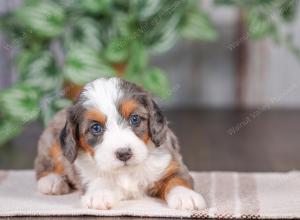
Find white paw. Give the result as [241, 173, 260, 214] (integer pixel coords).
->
[81, 190, 115, 210]
[37, 173, 70, 195]
[166, 186, 206, 210]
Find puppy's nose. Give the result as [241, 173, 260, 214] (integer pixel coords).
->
[115, 148, 132, 162]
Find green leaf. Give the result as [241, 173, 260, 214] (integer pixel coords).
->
[113, 13, 134, 37]
[280, 0, 298, 22]
[141, 9, 182, 54]
[64, 17, 102, 52]
[142, 68, 171, 99]
[123, 71, 142, 86]
[16, 49, 39, 76]
[16, 1, 65, 37]
[180, 10, 218, 41]
[130, 0, 161, 20]
[64, 46, 116, 85]
[0, 85, 40, 123]
[126, 41, 148, 74]
[0, 120, 23, 146]
[19, 51, 63, 92]
[214, 0, 236, 5]
[246, 10, 276, 39]
[147, 25, 179, 55]
[52, 98, 72, 109]
[104, 38, 129, 63]
[80, 0, 112, 14]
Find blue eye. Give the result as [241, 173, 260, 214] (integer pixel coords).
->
[129, 114, 141, 127]
[90, 123, 103, 134]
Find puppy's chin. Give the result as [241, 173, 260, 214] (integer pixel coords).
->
[113, 162, 138, 172]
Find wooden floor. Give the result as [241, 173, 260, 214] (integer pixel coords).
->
[0, 109, 299, 220]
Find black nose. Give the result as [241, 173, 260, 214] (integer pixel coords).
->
[115, 148, 133, 162]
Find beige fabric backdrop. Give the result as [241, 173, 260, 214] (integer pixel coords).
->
[0, 170, 299, 219]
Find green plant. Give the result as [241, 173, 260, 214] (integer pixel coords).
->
[0, 0, 218, 145]
[0, 0, 298, 145]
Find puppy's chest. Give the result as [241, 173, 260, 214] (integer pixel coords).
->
[114, 170, 157, 199]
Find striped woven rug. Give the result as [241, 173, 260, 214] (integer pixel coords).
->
[0, 170, 299, 219]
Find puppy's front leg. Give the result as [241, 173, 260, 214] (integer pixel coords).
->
[81, 178, 118, 210]
[157, 176, 206, 210]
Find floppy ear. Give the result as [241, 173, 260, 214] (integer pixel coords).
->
[59, 120, 78, 163]
[59, 106, 82, 163]
[148, 99, 168, 147]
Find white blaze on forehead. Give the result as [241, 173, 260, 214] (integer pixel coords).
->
[82, 78, 123, 120]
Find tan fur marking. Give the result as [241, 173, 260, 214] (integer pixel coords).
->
[39, 142, 65, 178]
[162, 177, 191, 200]
[49, 143, 64, 174]
[80, 137, 95, 156]
[120, 99, 138, 119]
[85, 109, 106, 125]
[142, 132, 150, 143]
[151, 161, 191, 200]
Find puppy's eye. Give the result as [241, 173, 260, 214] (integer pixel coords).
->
[129, 114, 141, 127]
[90, 123, 103, 135]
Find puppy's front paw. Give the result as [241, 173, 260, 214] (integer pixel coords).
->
[82, 190, 115, 210]
[166, 186, 206, 210]
[37, 173, 70, 195]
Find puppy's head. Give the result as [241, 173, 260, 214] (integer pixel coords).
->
[60, 77, 167, 172]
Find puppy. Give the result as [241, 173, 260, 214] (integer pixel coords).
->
[35, 77, 206, 210]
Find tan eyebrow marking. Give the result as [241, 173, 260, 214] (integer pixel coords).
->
[85, 109, 106, 125]
[120, 99, 139, 119]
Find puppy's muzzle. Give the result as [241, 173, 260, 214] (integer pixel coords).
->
[115, 148, 132, 162]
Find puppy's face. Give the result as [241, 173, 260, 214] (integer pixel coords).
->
[60, 78, 167, 172]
